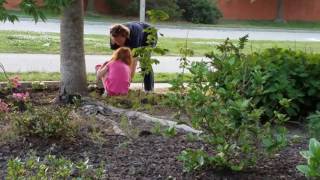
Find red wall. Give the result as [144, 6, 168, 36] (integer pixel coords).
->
[93, 0, 111, 14]
[4, 0, 320, 21]
[4, 0, 43, 9]
[218, 0, 277, 20]
[284, 0, 320, 21]
[218, 0, 320, 21]
[4, 0, 23, 10]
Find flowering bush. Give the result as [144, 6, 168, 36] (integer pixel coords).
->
[0, 99, 9, 113]
[8, 76, 21, 89]
[12, 92, 29, 102]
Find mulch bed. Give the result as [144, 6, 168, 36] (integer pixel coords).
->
[0, 89, 308, 179]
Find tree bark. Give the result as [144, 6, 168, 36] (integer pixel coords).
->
[60, 0, 87, 98]
[275, 0, 285, 22]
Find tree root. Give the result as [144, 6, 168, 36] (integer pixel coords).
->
[80, 97, 202, 135]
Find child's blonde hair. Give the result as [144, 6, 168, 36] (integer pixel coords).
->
[111, 47, 133, 66]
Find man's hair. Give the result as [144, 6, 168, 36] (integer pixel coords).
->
[110, 24, 130, 39]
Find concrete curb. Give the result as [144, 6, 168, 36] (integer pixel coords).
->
[0, 81, 172, 90]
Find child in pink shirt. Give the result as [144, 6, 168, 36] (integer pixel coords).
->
[96, 47, 133, 96]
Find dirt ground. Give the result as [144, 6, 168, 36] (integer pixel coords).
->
[0, 89, 308, 179]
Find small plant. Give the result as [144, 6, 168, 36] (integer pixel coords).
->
[133, 10, 169, 79]
[307, 111, 320, 139]
[169, 35, 288, 172]
[297, 138, 320, 178]
[7, 153, 106, 179]
[151, 122, 162, 135]
[178, 149, 212, 172]
[164, 126, 177, 137]
[31, 81, 47, 91]
[119, 115, 139, 139]
[11, 106, 75, 139]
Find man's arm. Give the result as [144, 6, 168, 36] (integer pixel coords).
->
[130, 58, 138, 80]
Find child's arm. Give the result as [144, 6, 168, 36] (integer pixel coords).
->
[97, 65, 108, 80]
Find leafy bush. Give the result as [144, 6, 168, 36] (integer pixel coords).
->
[244, 49, 320, 121]
[11, 106, 75, 139]
[104, 0, 124, 14]
[7, 154, 105, 179]
[169, 36, 288, 171]
[125, 0, 183, 20]
[307, 111, 320, 139]
[297, 138, 320, 178]
[177, 0, 222, 24]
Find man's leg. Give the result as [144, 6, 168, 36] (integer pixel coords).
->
[143, 68, 154, 92]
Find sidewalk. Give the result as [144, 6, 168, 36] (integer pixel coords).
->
[0, 81, 172, 92]
[0, 53, 206, 73]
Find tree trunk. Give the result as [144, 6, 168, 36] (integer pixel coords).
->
[60, 0, 87, 100]
[275, 0, 285, 22]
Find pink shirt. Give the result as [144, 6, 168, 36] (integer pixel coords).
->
[103, 60, 131, 96]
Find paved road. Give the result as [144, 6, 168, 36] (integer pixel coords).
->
[1, 19, 320, 41]
[0, 53, 206, 73]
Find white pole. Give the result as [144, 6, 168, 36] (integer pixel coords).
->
[140, 0, 146, 22]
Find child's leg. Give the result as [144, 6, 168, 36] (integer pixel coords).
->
[95, 65, 104, 89]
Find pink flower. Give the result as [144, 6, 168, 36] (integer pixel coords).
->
[12, 92, 29, 102]
[9, 76, 21, 88]
[0, 100, 9, 113]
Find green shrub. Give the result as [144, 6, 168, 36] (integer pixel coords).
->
[297, 138, 320, 178]
[11, 106, 75, 139]
[177, 0, 222, 24]
[7, 154, 105, 179]
[169, 36, 288, 171]
[126, 0, 183, 20]
[307, 111, 320, 139]
[104, 0, 126, 14]
[244, 49, 320, 121]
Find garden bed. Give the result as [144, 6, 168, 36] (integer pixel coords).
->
[0, 88, 308, 179]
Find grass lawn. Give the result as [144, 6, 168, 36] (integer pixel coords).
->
[0, 72, 187, 83]
[1, 30, 319, 56]
[9, 10, 320, 31]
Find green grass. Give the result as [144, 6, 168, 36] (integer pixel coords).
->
[194, 20, 320, 30]
[1, 30, 320, 56]
[9, 10, 320, 30]
[0, 72, 184, 83]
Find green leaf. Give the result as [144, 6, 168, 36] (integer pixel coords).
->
[300, 151, 311, 159]
[296, 165, 310, 176]
[231, 162, 244, 171]
[197, 155, 205, 166]
[146, 10, 169, 24]
[310, 138, 320, 156]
